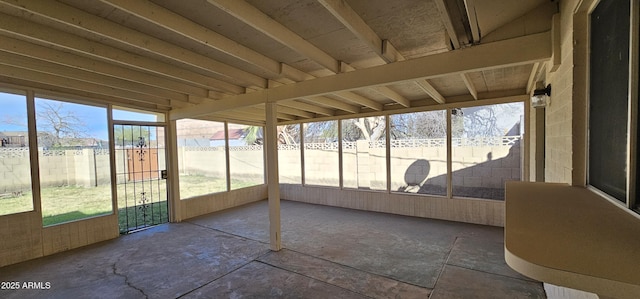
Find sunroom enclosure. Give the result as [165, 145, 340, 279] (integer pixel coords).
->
[0, 88, 524, 229]
[0, 81, 528, 269]
[172, 101, 524, 209]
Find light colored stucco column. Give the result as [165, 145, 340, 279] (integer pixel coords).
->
[265, 102, 282, 251]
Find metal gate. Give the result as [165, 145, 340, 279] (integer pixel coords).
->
[114, 124, 168, 234]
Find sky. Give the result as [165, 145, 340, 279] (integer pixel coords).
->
[1, 92, 159, 141]
[0, 92, 30, 133]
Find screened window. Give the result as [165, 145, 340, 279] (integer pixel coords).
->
[304, 121, 339, 187]
[278, 124, 301, 184]
[341, 117, 386, 190]
[0, 91, 34, 216]
[176, 119, 227, 199]
[227, 123, 264, 189]
[36, 97, 112, 226]
[390, 111, 447, 195]
[285, 106, 525, 199]
[451, 103, 524, 200]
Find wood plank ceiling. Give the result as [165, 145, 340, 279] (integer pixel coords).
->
[0, 0, 557, 125]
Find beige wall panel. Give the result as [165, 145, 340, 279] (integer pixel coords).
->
[0, 211, 43, 267]
[281, 184, 504, 226]
[41, 214, 119, 256]
[180, 185, 267, 220]
[1, 213, 119, 267]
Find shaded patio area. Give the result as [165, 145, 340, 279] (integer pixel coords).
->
[0, 200, 545, 298]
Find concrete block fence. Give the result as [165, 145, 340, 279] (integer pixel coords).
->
[1, 137, 520, 194]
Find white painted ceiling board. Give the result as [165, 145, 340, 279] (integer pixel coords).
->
[0, 0, 554, 125]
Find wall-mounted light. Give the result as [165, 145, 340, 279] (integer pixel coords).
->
[531, 84, 551, 108]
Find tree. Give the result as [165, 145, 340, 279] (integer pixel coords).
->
[113, 126, 151, 146]
[0, 115, 26, 128]
[262, 103, 522, 146]
[303, 121, 338, 143]
[277, 124, 299, 144]
[243, 126, 263, 145]
[343, 116, 386, 142]
[390, 111, 447, 139]
[453, 103, 523, 138]
[297, 117, 386, 144]
[36, 101, 87, 148]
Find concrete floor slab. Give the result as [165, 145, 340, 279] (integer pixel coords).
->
[188, 201, 271, 243]
[0, 223, 270, 299]
[280, 212, 453, 288]
[193, 200, 509, 288]
[447, 237, 533, 280]
[430, 265, 547, 299]
[257, 249, 431, 299]
[0, 200, 545, 298]
[182, 261, 367, 299]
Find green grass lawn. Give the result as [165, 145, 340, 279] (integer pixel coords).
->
[179, 174, 227, 199]
[178, 174, 263, 199]
[0, 175, 263, 230]
[0, 192, 34, 216]
[42, 185, 113, 226]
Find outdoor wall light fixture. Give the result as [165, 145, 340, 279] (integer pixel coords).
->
[531, 84, 551, 108]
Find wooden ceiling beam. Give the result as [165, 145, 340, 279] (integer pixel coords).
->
[249, 107, 297, 121]
[415, 79, 446, 104]
[464, 0, 481, 43]
[371, 86, 410, 107]
[435, 0, 461, 49]
[318, 0, 404, 63]
[98, 0, 275, 77]
[280, 100, 335, 116]
[382, 40, 406, 63]
[276, 105, 315, 119]
[334, 92, 383, 111]
[197, 114, 264, 126]
[227, 108, 270, 121]
[0, 51, 189, 103]
[0, 64, 173, 108]
[171, 93, 266, 120]
[100, 0, 309, 83]
[206, 0, 341, 73]
[0, 35, 209, 98]
[461, 72, 478, 100]
[301, 96, 360, 114]
[170, 32, 551, 119]
[212, 110, 265, 122]
[0, 75, 168, 111]
[187, 95, 219, 104]
[0, 12, 244, 94]
[0, 0, 267, 88]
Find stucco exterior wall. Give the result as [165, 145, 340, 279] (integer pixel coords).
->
[543, 0, 576, 184]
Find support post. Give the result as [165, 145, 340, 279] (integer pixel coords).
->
[265, 102, 282, 251]
[167, 119, 182, 222]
